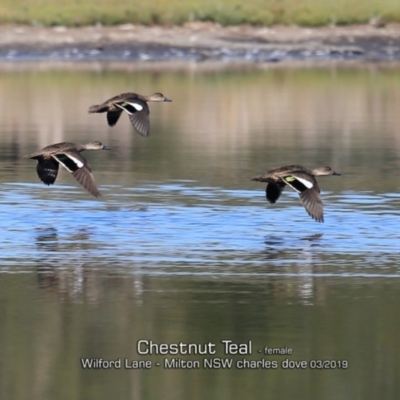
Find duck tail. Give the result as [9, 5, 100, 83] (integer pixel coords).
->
[23, 152, 40, 159]
[251, 175, 266, 182]
[88, 104, 108, 113]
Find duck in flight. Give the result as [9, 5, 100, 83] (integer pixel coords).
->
[88, 92, 172, 137]
[252, 165, 341, 222]
[24, 141, 110, 197]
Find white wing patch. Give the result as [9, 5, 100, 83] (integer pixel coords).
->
[115, 102, 143, 114]
[284, 175, 314, 192]
[52, 154, 84, 172]
[126, 101, 143, 111]
[67, 155, 84, 169]
[295, 176, 314, 189]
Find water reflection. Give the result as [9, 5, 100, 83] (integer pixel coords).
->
[34, 227, 90, 300]
[35, 227, 59, 290]
[0, 65, 399, 193]
[262, 233, 323, 304]
[0, 181, 399, 283]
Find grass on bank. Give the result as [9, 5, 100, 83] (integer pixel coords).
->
[0, 0, 400, 27]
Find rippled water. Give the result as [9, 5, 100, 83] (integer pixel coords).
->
[1, 65, 400, 399]
[2, 182, 400, 274]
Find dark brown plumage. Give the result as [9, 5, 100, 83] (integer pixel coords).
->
[88, 92, 172, 137]
[24, 141, 110, 197]
[252, 165, 340, 222]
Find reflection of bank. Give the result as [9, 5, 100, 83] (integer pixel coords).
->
[35, 227, 60, 290]
[263, 233, 324, 305]
[35, 227, 88, 302]
[34, 226, 144, 305]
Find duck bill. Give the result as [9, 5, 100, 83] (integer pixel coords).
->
[332, 171, 341, 176]
[163, 97, 172, 102]
[102, 145, 111, 150]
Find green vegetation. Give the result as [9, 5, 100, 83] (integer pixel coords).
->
[0, 0, 399, 27]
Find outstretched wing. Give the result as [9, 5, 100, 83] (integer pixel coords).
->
[51, 151, 100, 197]
[36, 158, 59, 185]
[266, 182, 286, 204]
[300, 189, 324, 222]
[115, 100, 150, 137]
[283, 173, 323, 222]
[107, 110, 123, 127]
[72, 167, 101, 198]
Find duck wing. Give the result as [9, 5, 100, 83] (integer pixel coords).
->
[115, 99, 150, 137]
[282, 172, 319, 193]
[282, 173, 323, 222]
[300, 188, 324, 223]
[36, 157, 59, 185]
[72, 167, 101, 198]
[51, 151, 100, 197]
[128, 109, 150, 137]
[266, 182, 286, 204]
[106, 110, 123, 127]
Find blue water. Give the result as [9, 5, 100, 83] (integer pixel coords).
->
[2, 182, 399, 278]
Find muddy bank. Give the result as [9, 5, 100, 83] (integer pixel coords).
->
[0, 22, 400, 63]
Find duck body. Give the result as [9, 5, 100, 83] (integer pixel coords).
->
[252, 165, 340, 223]
[24, 141, 110, 197]
[88, 92, 172, 137]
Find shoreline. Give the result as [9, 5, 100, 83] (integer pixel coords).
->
[0, 22, 400, 65]
[1, 59, 400, 73]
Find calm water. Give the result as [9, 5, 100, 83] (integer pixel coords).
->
[1, 64, 400, 399]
